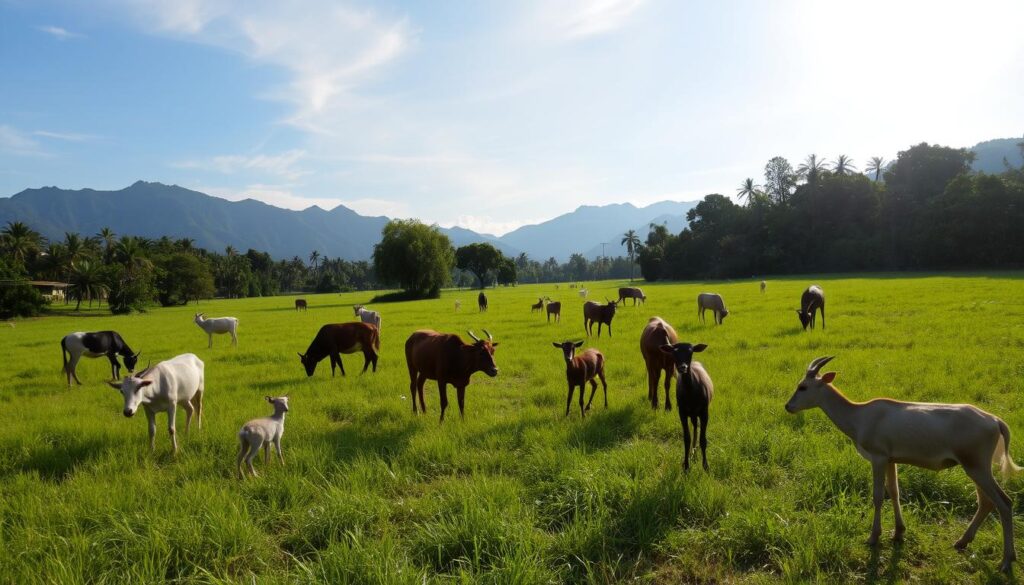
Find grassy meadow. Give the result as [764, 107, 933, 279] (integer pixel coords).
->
[2, 273, 1024, 584]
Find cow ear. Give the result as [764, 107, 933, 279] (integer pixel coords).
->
[820, 371, 837, 384]
[297, 352, 304, 359]
[574, 341, 584, 348]
[490, 342, 499, 348]
[659, 344, 674, 354]
[693, 344, 707, 352]
[265, 396, 273, 402]
[138, 380, 153, 388]
[107, 381, 122, 390]
[552, 342, 561, 348]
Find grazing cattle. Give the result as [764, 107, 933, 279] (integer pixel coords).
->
[478, 291, 488, 312]
[697, 293, 729, 325]
[108, 353, 205, 454]
[405, 329, 499, 422]
[194, 313, 239, 348]
[797, 285, 826, 330]
[61, 331, 140, 385]
[578, 288, 588, 299]
[786, 356, 1021, 572]
[552, 340, 607, 418]
[640, 317, 678, 410]
[660, 342, 713, 471]
[237, 395, 289, 478]
[353, 305, 382, 332]
[531, 297, 545, 313]
[617, 287, 647, 305]
[546, 300, 562, 323]
[583, 299, 617, 337]
[760, 280, 766, 294]
[295, 299, 307, 311]
[298, 323, 380, 377]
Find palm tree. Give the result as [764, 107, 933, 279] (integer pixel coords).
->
[797, 154, 828, 185]
[866, 156, 886, 181]
[114, 236, 152, 276]
[736, 178, 760, 202]
[621, 229, 642, 282]
[831, 155, 857, 176]
[309, 250, 320, 273]
[225, 245, 238, 257]
[1, 221, 44, 267]
[97, 227, 116, 262]
[69, 260, 108, 309]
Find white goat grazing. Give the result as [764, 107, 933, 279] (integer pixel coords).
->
[236, 395, 289, 478]
[193, 313, 238, 348]
[578, 288, 588, 299]
[786, 356, 1022, 572]
[353, 305, 382, 332]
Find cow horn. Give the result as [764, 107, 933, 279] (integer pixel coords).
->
[482, 329, 493, 341]
[467, 330, 481, 342]
[807, 355, 835, 375]
[137, 360, 153, 377]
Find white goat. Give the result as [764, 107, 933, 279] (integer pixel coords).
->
[578, 288, 588, 299]
[193, 313, 238, 348]
[697, 293, 729, 324]
[786, 356, 1022, 572]
[760, 280, 766, 294]
[108, 353, 205, 454]
[236, 395, 289, 478]
[353, 305, 382, 331]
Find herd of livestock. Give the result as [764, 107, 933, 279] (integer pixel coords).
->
[53, 281, 1022, 571]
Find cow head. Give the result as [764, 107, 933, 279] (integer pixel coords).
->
[297, 352, 317, 377]
[352, 305, 364, 316]
[552, 340, 583, 362]
[604, 298, 618, 318]
[795, 309, 810, 330]
[194, 313, 205, 324]
[123, 351, 141, 373]
[108, 374, 154, 417]
[659, 342, 707, 375]
[466, 330, 499, 377]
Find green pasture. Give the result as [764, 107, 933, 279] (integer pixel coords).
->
[2, 274, 1024, 583]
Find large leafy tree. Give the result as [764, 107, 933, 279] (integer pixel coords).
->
[373, 219, 454, 298]
[455, 242, 504, 289]
[763, 156, 797, 204]
[620, 229, 641, 281]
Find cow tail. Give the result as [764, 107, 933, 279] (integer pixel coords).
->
[373, 325, 381, 351]
[996, 419, 1023, 478]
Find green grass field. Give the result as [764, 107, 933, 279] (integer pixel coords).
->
[2, 274, 1024, 584]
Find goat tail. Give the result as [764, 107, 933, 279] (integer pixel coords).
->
[996, 419, 1023, 478]
[60, 336, 69, 376]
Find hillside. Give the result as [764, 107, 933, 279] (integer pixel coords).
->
[970, 136, 1024, 174]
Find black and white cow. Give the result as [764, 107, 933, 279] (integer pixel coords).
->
[61, 331, 140, 386]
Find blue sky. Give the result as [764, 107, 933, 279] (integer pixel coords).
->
[2, 0, 1022, 235]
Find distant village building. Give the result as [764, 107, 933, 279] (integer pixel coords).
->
[26, 281, 69, 301]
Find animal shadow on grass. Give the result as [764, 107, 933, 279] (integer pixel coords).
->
[322, 414, 416, 464]
[15, 436, 108, 482]
[567, 405, 643, 451]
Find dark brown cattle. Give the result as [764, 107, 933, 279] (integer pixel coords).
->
[618, 287, 646, 305]
[298, 323, 379, 377]
[531, 297, 545, 313]
[797, 285, 826, 330]
[405, 329, 499, 422]
[660, 342, 713, 472]
[295, 299, 307, 311]
[478, 291, 488, 312]
[552, 340, 607, 417]
[640, 317, 678, 410]
[546, 301, 562, 323]
[583, 299, 617, 337]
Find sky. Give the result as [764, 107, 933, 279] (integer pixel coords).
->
[1, 0, 1022, 236]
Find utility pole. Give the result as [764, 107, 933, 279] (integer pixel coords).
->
[600, 242, 609, 259]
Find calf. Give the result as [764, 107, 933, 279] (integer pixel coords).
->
[797, 285, 826, 330]
[697, 293, 729, 325]
[531, 297, 545, 313]
[405, 329, 499, 422]
[618, 287, 647, 306]
[640, 317, 678, 410]
[583, 299, 617, 337]
[660, 342, 713, 471]
[760, 280, 767, 294]
[299, 322, 380, 377]
[236, 395, 289, 478]
[478, 291, 488, 312]
[108, 353, 205, 454]
[353, 304, 382, 332]
[295, 299, 307, 311]
[552, 340, 607, 418]
[578, 288, 588, 299]
[62, 331, 140, 385]
[546, 300, 562, 323]
[194, 313, 239, 348]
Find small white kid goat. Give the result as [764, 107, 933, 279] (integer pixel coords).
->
[237, 395, 289, 478]
[193, 313, 238, 348]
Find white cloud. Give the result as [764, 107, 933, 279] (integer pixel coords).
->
[551, 0, 645, 39]
[200, 183, 346, 211]
[33, 130, 99, 142]
[37, 25, 84, 40]
[0, 125, 49, 157]
[173, 150, 309, 180]
[439, 215, 541, 237]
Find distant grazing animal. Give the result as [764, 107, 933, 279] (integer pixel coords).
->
[236, 395, 289, 478]
[660, 342, 713, 471]
[786, 356, 1021, 572]
[578, 288, 588, 299]
[298, 322, 380, 377]
[405, 329, 499, 422]
[295, 299, 307, 311]
[454, 299, 462, 311]
[478, 291, 488, 312]
[108, 353, 205, 454]
[193, 313, 239, 348]
[797, 285, 826, 330]
[617, 287, 647, 305]
[61, 331, 140, 385]
[546, 300, 562, 323]
[583, 299, 617, 337]
[697, 293, 729, 325]
[552, 340, 607, 418]
[760, 280, 766, 294]
[531, 297, 545, 313]
[640, 317, 678, 410]
[353, 304, 382, 332]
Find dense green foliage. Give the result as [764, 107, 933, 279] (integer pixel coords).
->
[640, 143, 1024, 280]
[373, 219, 455, 298]
[1, 275, 1022, 583]
[455, 242, 504, 288]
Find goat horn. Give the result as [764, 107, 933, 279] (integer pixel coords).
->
[807, 355, 835, 374]
[466, 330, 480, 342]
[483, 329, 493, 341]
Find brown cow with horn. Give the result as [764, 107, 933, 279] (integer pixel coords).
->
[405, 329, 500, 422]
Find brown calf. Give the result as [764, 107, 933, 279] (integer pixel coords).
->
[295, 299, 307, 311]
[298, 323, 379, 377]
[405, 329, 499, 422]
[546, 301, 562, 323]
[531, 297, 545, 313]
[640, 317, 678, 410]
[552, 340, 607, 418]
[583, 299, 617, 337]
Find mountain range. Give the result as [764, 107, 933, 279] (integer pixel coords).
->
[0, 181, 696, 262]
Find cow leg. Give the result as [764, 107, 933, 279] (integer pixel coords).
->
[699, 413, 709, 471]
[167, 406, 178, 454]
[246, 437, 263, 477]
[108, 354, 119, 380]
[886, 463, 905, 540]
[599, 370, 608, 408]
[607, 322, 612, 337]
[417, 374, 428, 413]
[955, 485, 994, 550]
[664, 367, 673, 411]
[456, 385, 466, 419]
[145, 408, 157, 452]
[263, 443, 270, 465]
[820, 306, 826, 330]
[236, 438, 250, 478]
[438, 383, 449, 423]
[329, 354, 337, 377]
[867, 459, 886, 545]
[337, 354, 346, 376]
[274, 436, 285, 465]
[585, 379, 597, 412]
[646, 365, 659, 409]
[409, 373, 420, 413]
[182, 399, 195, 433]
[680, 411, 692, 471]
[565, 384, 574, 417]
[962, 464, 1015, 571]
[193, 389, 203, 429]
[231, 329, 237, 347]
[69, 354, 83, 385]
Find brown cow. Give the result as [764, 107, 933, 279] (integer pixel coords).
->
[640, 316, 678, 410]
[294, 299, 307, 311]
[583, 299, 617, 337]
[618, 287, 646, 305]
[405, 329, 499, 422]
[552, 340, 607, 418]
[546, 300, 562, 323]
[298, 323, 379, 377]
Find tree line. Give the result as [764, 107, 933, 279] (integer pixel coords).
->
[638, 142, 1024, 280]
